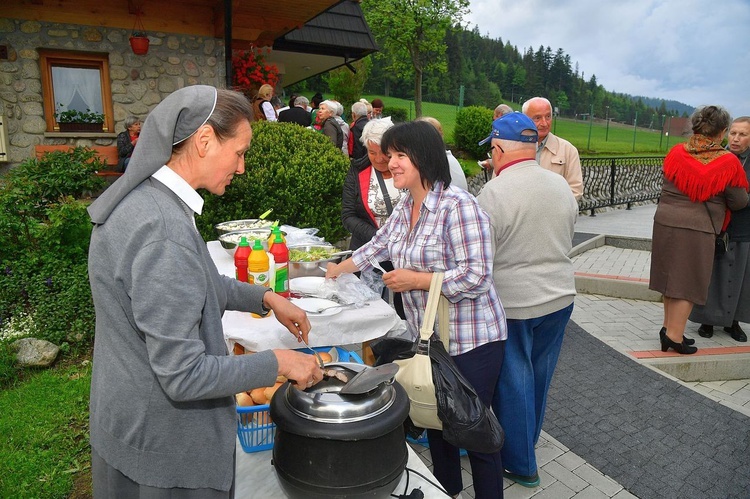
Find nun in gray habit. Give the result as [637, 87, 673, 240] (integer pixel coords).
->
[87, 85, 321, 498]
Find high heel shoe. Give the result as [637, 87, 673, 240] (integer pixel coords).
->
[660, 327, 695, 345]
[660, 332, 698, 354]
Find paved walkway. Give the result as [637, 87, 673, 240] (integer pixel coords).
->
[409, 204, 750, 498]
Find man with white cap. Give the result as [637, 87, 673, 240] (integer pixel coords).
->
[87, 86, 322, 497]
[477, 112, 577, 489]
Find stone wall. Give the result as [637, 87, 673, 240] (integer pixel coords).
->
[0, 18, 225, 170]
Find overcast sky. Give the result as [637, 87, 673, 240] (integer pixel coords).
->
[466, 0, 750, 117]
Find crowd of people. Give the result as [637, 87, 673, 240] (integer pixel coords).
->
[91, 83, 750, 499]
[329, 106, 581, 496]
[250, 86, 392, 158]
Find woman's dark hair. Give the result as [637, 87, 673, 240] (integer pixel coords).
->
[691, 105, 731, 137]
[380, 121, 451, 190]
[173, 89, 252, 154]
[311, 92, 324, 109]
[288, 93, 299, 108]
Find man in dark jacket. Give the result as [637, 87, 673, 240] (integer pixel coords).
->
[349, 101, 369, 160]
[278, 96, 312, 127]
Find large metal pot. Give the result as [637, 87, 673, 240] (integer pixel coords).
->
[269, 363, 409, 498]
[288, 244, 348, 278]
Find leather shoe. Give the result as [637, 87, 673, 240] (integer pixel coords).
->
[698, 324, 714, 338]
[724, 322, 747, 342]
[660, 327, 695, 345]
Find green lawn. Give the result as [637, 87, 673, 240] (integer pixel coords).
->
[356, 95, 686, 157]
[550, 117, 687, 156]
[0, 358, 92, 499]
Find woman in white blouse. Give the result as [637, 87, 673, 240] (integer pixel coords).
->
[341, 117, 405, 325]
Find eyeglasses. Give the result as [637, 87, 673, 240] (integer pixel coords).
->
[486, 144, 504, 159]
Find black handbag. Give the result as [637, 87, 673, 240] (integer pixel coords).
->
[429, 336, 505, 454]
[715, 231, 729, 256]
[704, 203, 729, 257]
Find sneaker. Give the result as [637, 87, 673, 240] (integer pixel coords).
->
[503, 469, 540, 488]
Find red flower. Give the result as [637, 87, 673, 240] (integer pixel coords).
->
[232, 47, 280, 93]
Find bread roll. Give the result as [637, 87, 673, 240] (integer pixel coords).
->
[233, 343, 245, 355]
[235, 391, 255, 407]
[317, 351, 332, 363]
[264, 381, 283, 401]
[250, 387, 268, 405]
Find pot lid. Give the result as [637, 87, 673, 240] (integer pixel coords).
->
[283, 362, 397, 423]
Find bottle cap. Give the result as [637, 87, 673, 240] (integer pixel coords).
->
[238, 236, 249, 247]
[274, 232, 284, 243]
[252, 239, 264, 250]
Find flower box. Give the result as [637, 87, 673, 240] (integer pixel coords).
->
[58, 122, 104, 133]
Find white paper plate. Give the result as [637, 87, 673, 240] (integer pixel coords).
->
[289, 276, 326, 295]
[291, 297, 342, 317]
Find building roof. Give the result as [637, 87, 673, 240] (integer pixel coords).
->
[270, 1, 378, 85]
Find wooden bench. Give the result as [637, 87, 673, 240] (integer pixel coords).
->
[34, 145, 123, 177]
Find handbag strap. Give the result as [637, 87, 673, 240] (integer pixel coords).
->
[437, 295, 450, 348]
[703, 202, 719, 235]
[374, 169, 394, 215]
[419, 272, 450, 348]
[419, 272, 444, 340]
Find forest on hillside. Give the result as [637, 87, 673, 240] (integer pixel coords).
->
[299, 23, 693, 129]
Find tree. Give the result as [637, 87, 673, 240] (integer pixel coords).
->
[323, 58, 372, 112]
[362, 0, 469, 117]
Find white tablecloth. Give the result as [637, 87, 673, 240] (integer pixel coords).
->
[208, 241, 405, 352]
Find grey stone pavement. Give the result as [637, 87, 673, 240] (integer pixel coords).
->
[407, 204, 750, 499]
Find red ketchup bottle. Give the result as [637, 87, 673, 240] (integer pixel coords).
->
[234, 236, 251, 282]
[269, 232, 290, 298]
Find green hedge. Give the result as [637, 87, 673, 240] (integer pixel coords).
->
[387, 107, 409, 123]
[0, 148, 104, 383]
[454, 105, 494, 160]
[198, 121, 350, 243]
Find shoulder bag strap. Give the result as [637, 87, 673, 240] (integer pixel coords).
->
[419, 272, 444, 341]
[703, 202, 719, 235]
[374, 169, 394, 215]
[437, 295, 450, 348]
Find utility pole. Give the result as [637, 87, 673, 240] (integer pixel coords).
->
[659, 114, 665, 150]
[632, 111, 638, 152]
[605, 106, 610, 142]
[665, 116, 672, 151]
[587, 103, 594, 150]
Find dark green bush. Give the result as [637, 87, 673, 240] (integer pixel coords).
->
[198, 122, 349, 243]
[387, 107, 409, 123]
[0, 148, 102, 355]
[0, 148, 104, 261]
[454, 106, 494, 159]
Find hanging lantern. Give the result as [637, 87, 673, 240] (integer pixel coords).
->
[129, 4, 149, 55]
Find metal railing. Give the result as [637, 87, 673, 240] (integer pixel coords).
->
[578, 156, 663, 215]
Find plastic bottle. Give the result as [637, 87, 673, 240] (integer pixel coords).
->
[234, 236, 251, 282]
[268, 226, 286, 251]
[269, 232, 290, 298]
[247, 239, 270, 288]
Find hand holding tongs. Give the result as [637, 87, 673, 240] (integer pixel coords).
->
[298, 333, 325, 368]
